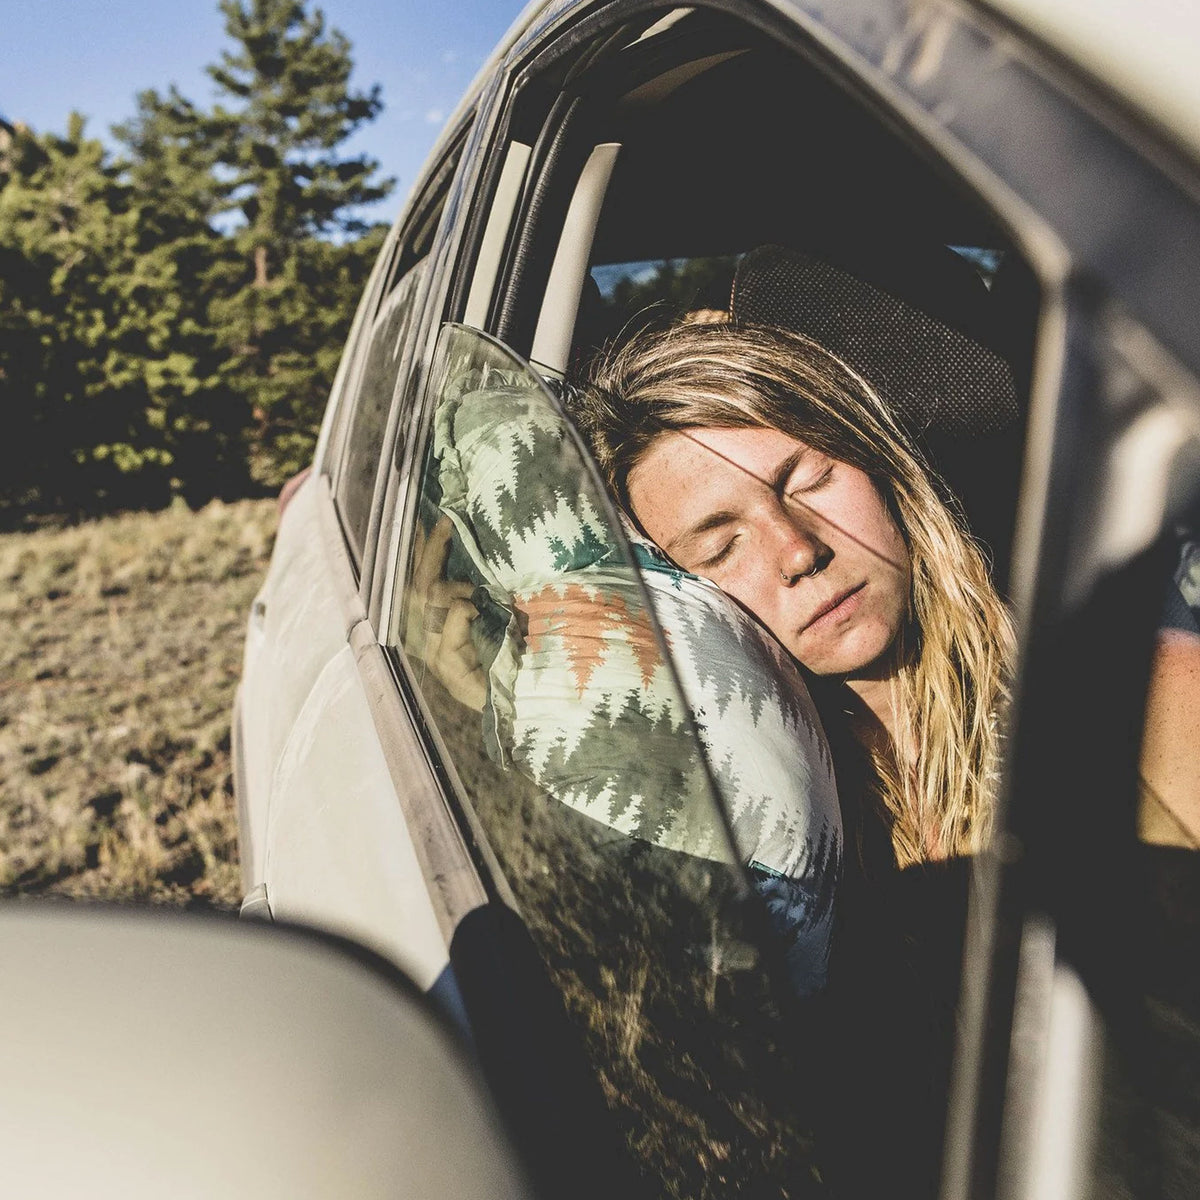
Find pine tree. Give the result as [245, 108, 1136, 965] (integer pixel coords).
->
[113, 89, 253, 503]
[204, 0, 394, 485]
[0, 115, 184, 511]
[0, 121, 58, 510]
[0, 0, 392, 512]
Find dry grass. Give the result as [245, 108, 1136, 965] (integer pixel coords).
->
[0, 498, 276, 907]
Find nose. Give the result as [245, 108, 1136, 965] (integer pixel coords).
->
[774, 508, 831, 584]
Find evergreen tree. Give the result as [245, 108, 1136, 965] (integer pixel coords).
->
[204, 0, 393, 485]
[0, 121, 57, 510]
[0, 0, 392, 512]
[113, 89, 252, 503]
[0, 115, 186, 511]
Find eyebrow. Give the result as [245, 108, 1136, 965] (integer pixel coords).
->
[768, 446, 813, 496]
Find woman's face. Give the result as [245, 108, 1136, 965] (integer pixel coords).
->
[628, 426, 911, 679]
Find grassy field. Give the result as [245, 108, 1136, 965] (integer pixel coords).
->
[0, 499, 276, 908]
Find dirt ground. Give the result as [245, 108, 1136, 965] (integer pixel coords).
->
[0, 499, 276, 907]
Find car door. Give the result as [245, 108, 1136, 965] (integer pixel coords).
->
[235, 119, 494, 993]
[370, 6, 1027, 1198]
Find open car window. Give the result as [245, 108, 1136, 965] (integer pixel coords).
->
[390, 322, 845, 1196]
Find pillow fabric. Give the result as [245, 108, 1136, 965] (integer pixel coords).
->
[432, 379, 841, 993]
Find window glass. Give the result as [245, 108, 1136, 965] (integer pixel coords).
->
[393, 324, 836, 1197]
[320, 228, 397, 491]
[590, 255, 739, 326]
[333, 261, 425, 565]
[329, 130, 467, 567]
[585, 247, 1010, 344]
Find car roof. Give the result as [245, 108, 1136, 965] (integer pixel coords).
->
[979, 0, 1200, 166]
[404, 0, 1198, 235]
[482, 0, 1200, 170]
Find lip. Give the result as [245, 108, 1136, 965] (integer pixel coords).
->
[799, 582, 866, 635]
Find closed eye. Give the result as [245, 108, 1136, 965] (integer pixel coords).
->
[697, 535, 739, 569]
[787, 462, 834, 497]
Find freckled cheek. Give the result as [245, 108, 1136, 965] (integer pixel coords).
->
[705, 565, 765, 618]
[725, 572, 794, 641]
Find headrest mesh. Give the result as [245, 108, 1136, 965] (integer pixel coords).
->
[731, 244, 1018, 440]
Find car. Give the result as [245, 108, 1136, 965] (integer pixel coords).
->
[232, 1, 1200, 1197]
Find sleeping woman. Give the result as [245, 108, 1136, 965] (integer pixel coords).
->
[570, 317, 1200, 1196]
[570, 319, 1018, 1197]
[571, 320, 1014, 874]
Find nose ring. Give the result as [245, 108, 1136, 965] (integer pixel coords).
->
[781, 563, 818, 583]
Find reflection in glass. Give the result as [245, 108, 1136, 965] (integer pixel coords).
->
[336, 264, 424, 558]
[395, 324, 831, 1198]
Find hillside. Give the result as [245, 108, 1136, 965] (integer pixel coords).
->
[0, 499, 276, 907]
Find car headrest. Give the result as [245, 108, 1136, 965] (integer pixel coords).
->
[730, 243, 1018, 440]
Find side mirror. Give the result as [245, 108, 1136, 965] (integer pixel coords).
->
[0, 905, 533, 1200]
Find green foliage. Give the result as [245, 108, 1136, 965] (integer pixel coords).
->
[211, 223, 387, 486]
[208, 0, 390, 242]
[0, 115, 230, 511]
[0, 0, 393, 513]
[203, 0, 394, 486]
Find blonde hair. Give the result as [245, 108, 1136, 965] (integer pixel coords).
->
[571, 322, 1013, 867]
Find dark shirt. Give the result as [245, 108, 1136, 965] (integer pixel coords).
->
[811, 699, 969, 1199]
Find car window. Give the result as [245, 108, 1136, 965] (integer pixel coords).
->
[494, 23, 1037, 587]
[410, 15, 1042, 1194]
[587, 247, 1009, 335]
[328, 130, 468, 569]
[333, 261, 426, 565]
[390, 323, 836, 1197]
[578, 254, 740, 363]
[317, 225, 397, 490]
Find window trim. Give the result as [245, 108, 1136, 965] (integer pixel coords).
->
[462, 139, 534, 329]
[528, 140, 622, 376]
[331, 258, 430, 569]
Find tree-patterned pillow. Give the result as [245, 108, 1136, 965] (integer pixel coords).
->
[432, 380, 841, 994]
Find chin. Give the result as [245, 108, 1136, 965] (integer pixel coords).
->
[797, 629, 896, 679]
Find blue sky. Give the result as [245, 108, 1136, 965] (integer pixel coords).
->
[2, 0, 525, 224]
